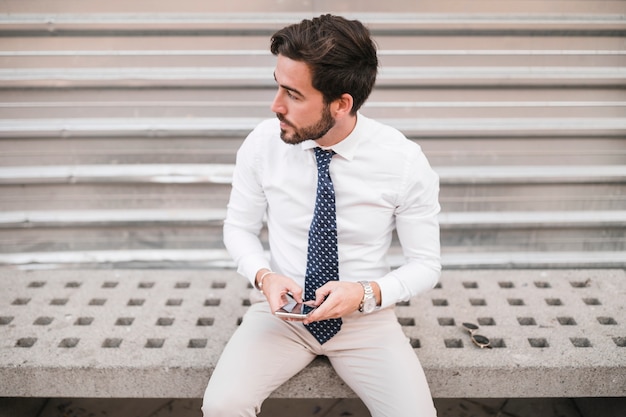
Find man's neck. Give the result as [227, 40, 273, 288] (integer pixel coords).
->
[315, 113, 358, 148]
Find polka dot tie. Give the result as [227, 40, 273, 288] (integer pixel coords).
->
[304, 147, 342, 344]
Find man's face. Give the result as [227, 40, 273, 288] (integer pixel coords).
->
[271, 55, 336, 145]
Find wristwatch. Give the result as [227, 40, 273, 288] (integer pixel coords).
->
[358, 281, 376, 313]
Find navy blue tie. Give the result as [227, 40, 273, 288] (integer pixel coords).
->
[304, 147, 342, 344]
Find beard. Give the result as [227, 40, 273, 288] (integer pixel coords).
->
[277, 103, 336, 145]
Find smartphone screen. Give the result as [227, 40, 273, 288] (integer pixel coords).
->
[275, 295, 316, 319]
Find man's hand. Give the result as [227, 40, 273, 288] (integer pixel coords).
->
[303, 281, 365, 324]
[255, 270, 304, 317]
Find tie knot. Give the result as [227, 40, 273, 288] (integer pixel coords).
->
[314, 147, 334, 173]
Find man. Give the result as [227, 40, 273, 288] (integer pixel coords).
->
[202, 14, 440, 417]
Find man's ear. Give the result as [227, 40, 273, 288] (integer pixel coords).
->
[333, 93, 354, 118]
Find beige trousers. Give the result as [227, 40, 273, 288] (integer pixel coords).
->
[202, 301, 436, 417]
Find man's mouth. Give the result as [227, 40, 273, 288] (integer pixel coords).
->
[276, 114, 293, 128]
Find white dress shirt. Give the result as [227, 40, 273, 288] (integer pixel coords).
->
[223, 113, 441, 308]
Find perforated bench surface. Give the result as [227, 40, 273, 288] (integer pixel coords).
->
[0, 268, 624, 398]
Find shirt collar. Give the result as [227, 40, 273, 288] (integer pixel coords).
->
[300, 112, 364, 161]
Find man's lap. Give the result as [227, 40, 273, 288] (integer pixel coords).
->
[203, 302, 436, 417]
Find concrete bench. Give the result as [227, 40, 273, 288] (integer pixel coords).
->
[1, 268, 624, 399]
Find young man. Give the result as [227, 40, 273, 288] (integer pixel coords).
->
[202, 14, 440, 417]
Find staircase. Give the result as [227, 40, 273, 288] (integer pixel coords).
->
[1, 0, 624, 270]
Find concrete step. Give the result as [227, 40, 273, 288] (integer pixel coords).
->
[1, 9, 624, 34]
[2, 66, 624, 88]
[421, 138, 626, 166]
[2, 182, 624, 212]
[441, 182, 626, 211]
[2, 164, 625, 184]
[0, 209, 623, 254]
[1, 164, 623, 205]
[2, 136, 625, 167]
[0, 164, 235, 185]
[0, 165, 623, 212]
[1, 116, 625, 139]
[2, 94, 624, 119]
[4, 87, 623, 104]
[0, 249, 624, 270]
[4, 34, 626, 53]
[3, 0, 625, 14]
[2, 181, 624, 212]
[3, 48, 624, 69]
[2, 209, 624, 229]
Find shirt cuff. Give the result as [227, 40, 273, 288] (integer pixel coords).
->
[236, 252, 271, 287]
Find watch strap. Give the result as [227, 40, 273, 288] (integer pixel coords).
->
[358, 281, 374, 313]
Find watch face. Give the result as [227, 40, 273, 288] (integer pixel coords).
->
[363, 297, 376, 313]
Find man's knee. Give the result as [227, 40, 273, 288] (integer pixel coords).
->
[201, 401, 230, 417]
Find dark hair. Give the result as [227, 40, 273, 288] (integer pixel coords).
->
[270, 14, 378, 114]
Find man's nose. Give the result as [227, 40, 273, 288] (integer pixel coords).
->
[270, 91, 285, 114]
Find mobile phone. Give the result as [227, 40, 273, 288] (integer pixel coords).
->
[275, 294, 316, 319]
